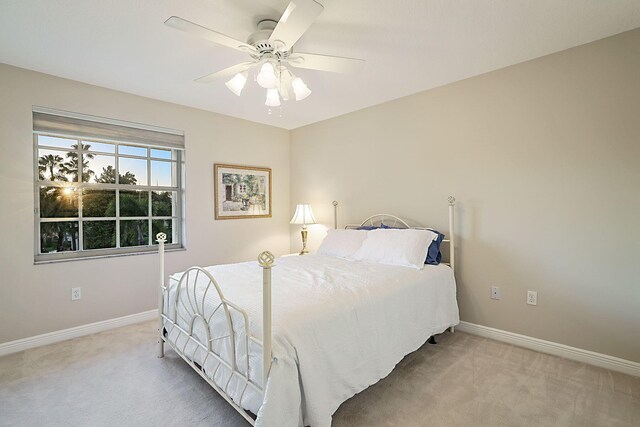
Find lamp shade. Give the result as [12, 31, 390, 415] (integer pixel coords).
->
[257, 62, 278, 89]
[225, 72, 247, 96]
[292, 77, 312, 101]
[290, 204, 317, 225]
[265, 88, 281, 107]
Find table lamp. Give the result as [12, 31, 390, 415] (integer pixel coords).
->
[290, 204, 317, 255]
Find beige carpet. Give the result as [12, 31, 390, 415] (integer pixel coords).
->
[0, 321, 638, 427]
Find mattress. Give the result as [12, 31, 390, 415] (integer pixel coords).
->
[163, 254, 459, 427]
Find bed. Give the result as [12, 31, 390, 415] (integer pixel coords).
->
[155, 197, 459, 426]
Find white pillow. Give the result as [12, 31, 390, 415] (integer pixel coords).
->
[352, 228, 438, 269]
[316, 229, 368, 259]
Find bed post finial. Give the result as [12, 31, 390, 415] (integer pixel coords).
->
[258, 251, 275, 268]
[156, 232, 167, 358]
[258, 251, 274, 387]
[448, 196, 456, 206]
[332, 201, 338, 229]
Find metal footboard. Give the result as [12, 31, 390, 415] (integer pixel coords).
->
[156, 232, 273, 425]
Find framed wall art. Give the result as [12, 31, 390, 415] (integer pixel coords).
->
[214, 164, 272, 220]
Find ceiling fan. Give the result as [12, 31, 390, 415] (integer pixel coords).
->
[165, 0, 364, 109]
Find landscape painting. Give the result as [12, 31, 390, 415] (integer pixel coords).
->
[214, 164, 271, 219]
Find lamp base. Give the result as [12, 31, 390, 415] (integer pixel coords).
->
[299, 226, 309, 255]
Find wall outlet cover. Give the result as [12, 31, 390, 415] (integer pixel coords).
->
[71, 287, 81, 301]
[527, 290, 537, 305]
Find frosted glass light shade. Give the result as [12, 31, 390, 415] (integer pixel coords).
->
[278, 68, 295, 101]
[290, 204, 317, 225]
[225, 72, 247, 96]
[292, 77, 312, 101]
[265, 88, 281, 107]
[257, 62, 278, 89]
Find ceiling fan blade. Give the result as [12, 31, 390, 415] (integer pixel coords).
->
[165, 16, 256, 54]
[268, 0, 324, 51]
[195, 62, 254, 83]
[288, 52, 364, 74]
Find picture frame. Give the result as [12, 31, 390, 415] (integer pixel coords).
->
[214, 164, 272, 220]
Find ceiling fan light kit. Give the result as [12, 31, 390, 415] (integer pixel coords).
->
[165, 0, 364, 113]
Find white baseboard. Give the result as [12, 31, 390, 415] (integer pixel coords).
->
[2, 314, 637, 377]
[456, 321, 640, 377]
[0, 309, 158, 357]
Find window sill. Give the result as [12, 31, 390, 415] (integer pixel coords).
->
[34, 246, 185, 265]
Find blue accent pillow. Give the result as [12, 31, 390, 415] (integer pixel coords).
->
[379, 223, 400, 229]
[356, 225, 379, 230]
[357, 223, 398, 230]
[425, 229, 445, 265]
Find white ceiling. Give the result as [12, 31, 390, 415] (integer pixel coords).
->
[1, 1, 639, 130]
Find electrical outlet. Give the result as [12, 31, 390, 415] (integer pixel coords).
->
[491, 286, 500, 300]
[527, 290, 537, 306]
[71, 287, 81, 301]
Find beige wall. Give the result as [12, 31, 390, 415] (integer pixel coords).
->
[290, 29, 640, 362]
[0, 63, 290, 344]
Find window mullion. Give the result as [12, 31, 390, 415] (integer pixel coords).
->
[148, 189, 152, 245]
[40, 217, 81, 223]
[77, 139, 84, 251]
[116, 188, 121, 248]
[115, 143, 120, 185]
[115, 147, 121, 248]
[76, 138, 82, 184]
[78, 189, 84, 251]
[147, 148, 151, 190]
[176, 150, 183, 246]
[147, 148, 152, 246]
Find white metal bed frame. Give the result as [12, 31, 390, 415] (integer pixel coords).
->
[155, 196, 456, 425]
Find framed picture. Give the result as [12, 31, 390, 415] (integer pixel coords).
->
[214, 164, 272, 220]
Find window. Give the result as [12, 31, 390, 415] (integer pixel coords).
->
[34, 109, 184, 262]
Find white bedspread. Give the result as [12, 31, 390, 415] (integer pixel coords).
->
[165, 254, 459, 427]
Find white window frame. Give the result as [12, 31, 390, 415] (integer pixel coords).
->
[34, 130, 185, 263]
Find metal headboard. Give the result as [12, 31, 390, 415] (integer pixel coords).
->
[355, 214, 410, 229]
[332, 197, 456, 273]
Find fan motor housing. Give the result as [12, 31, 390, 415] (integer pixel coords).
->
[248, 19, 288, 57]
